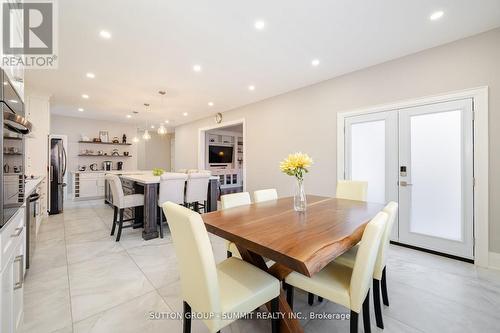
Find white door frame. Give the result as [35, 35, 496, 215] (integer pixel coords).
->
[197, 118, 247, 191]
[337, 87, 489, 267]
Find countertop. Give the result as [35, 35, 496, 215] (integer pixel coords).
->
[70, 170, 150, 175]
[25, 176, 45, 196]
[120, 173, 218, 184]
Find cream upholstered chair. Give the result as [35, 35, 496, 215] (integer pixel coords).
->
[162, 202, 280, 333]
[106, 174, 144, 241]
[334, 201, 398, 329]
[253, 189, 278, 203]
[284, 212, 388, 333]
[177, 169, 188, 173]
[221, 192, 251, 258]
[336, 180, 368, 201]
[185, 172, 211, 213]
[157, 172, 188, 238]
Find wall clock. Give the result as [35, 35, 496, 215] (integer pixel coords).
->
[215, 112, 223, 124]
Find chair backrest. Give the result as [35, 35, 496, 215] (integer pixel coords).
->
[106, 174, 125, 208]
[162, 202, 221, 331]
[187, 169, 199, 174]
[177, 169, 188, 173]
[373, 201, 398, 280]
[349, 211, 387, 313]
[158, 173, 188, 206]
[336, 180, 368, 201]
[253, 189, 278, 203]
[221, 192, 251, 209]
[185, 172, 210, 203]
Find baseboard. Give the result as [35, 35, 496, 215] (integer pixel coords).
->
[489, 252, 500, 270]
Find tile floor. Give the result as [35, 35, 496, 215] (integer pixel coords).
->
[19, 200, 500, 333]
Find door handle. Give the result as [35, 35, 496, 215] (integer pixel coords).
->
[399, 181, 413, 187]
[14, 255, 24, 290]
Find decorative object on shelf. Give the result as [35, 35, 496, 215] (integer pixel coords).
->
[99, 131, 109, 143]
[13, 165, 21, 173]
[111, 149, 119, 156]
[103, 161, 112, 171]
[123, 151, 129, 156]
[97, 150, 104, 156]
[78, 165, 86, 171]
[117, 161, 123, 170]
[3, 164, 9, 173]
[92, 137, 101, 142]
[280, 152, 313, 212]
[90, 163, 98, 171]
[122, 134, 127, 144]
[215, 112, 222, 124]
[112, 137, 120, 143]
[152, 168, 165, 176]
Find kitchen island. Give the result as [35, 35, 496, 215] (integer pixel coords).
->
[119, 173, 219, 240]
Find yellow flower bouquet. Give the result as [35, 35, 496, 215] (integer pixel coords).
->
[280, 152, 313, 212]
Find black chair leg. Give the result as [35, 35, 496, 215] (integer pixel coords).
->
[381, 266, 389, 306]
[285, 283, 294, 310]
[308, 292, 314, 305]
[373, 279, 384, 329]
[350, 310, 358, 333]
[318, 296, 323, 303]
[110, 206, 117, 236]
[227, 250, 232, 258]
[116, 209, 124, 242]
[271, 296, 280, 333]
[183, 301, 191, 333]
[158, 209, 164, 238]
[362, 289, 371, 333]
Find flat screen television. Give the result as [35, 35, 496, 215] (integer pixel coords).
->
[209, 145, 233, 164]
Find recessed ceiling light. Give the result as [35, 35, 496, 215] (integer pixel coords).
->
[78, 108, 84, 112]
[165, 120, 170, 124]
[151, 125, 155, 129]
[126, 114, 132, 118]
[81, 94, 89, 99]
[430, 11, 444, 21]
[254, 20, 266, 30]
[208, 102, 214, 107]
[86, 72, 95, 79]
[311, 59, 320, 67]
[183, 112, 188, 116]
[248, 85, 255, 91]
[99, 30, 112, 39]
[193, 64, 202, 72]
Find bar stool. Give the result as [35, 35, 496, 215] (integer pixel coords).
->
[105, 174, 145, 241]
[184, 172, 211, 213]
[157, 172, 188, 238]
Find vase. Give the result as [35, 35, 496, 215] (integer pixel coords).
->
[294, 179, 307, 212]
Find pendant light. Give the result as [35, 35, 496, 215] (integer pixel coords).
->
[157, 90, 168, 135]
[143, 103, 151, 140]
[157, 123, 167, 135]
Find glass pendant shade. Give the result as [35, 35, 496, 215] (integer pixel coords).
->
[142, 129, 151, 140]
[157, 124, 167, 135]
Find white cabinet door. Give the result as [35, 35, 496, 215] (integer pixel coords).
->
[1, 260, 14, 333]
[79, 179, 98, 198]
[12, 229, 25, 332]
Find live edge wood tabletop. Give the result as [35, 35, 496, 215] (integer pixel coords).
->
[202, 195, 384, 333]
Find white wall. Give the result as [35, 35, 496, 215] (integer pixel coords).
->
[174, 28, 500, 253]
[137, 132, 172, 171]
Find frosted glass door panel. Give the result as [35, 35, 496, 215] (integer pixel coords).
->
[409, 111, 462, 241]
[351, 121, 386, 203]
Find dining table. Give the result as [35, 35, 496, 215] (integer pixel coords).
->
[119, 173, 220, 240]
[202, 195, 385, 333]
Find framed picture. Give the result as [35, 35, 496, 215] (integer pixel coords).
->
[99, 131, 109, 143]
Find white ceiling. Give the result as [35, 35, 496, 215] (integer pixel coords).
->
[26, 0, 500, 129]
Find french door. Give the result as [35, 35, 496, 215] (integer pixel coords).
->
[344, 99, 474, 259]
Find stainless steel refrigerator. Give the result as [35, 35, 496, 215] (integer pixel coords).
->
[49, 137, 67, 214]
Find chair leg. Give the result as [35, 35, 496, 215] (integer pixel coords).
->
[381, 266, 389, 306]
[318, 296, 323, 303]
[159, 209, 164, 239]
[362, 289, 371, 333]
[308, 292, 314, 306]
[110, 206, 117, 236]
[285, 283, 294, 311]
[183, 301, 191, 333]
[116, 209, 124, 242]
[271, 296, 280, 333]
[373, 279, 384, 329]
[350, 310, 358, 333]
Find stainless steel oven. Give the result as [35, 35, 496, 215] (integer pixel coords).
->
[1, 69, 32, 228]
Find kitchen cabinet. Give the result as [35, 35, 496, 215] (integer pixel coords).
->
[0, 209, 25, 333]
[73, 172, 105, 199]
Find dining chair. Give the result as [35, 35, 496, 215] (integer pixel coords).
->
[162, 202, 281, 333]
[157, 172, 188, 238]
[221, 192, 251, 258]
[253, 188, 278, 203]
[105, 174, 144, 241]
[177, 169, 188, 173]
[284, 211, 388, 333]
[334, 201, 398, 329]
[185, 172, 211, 213]
[336, 180, 368, 201]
